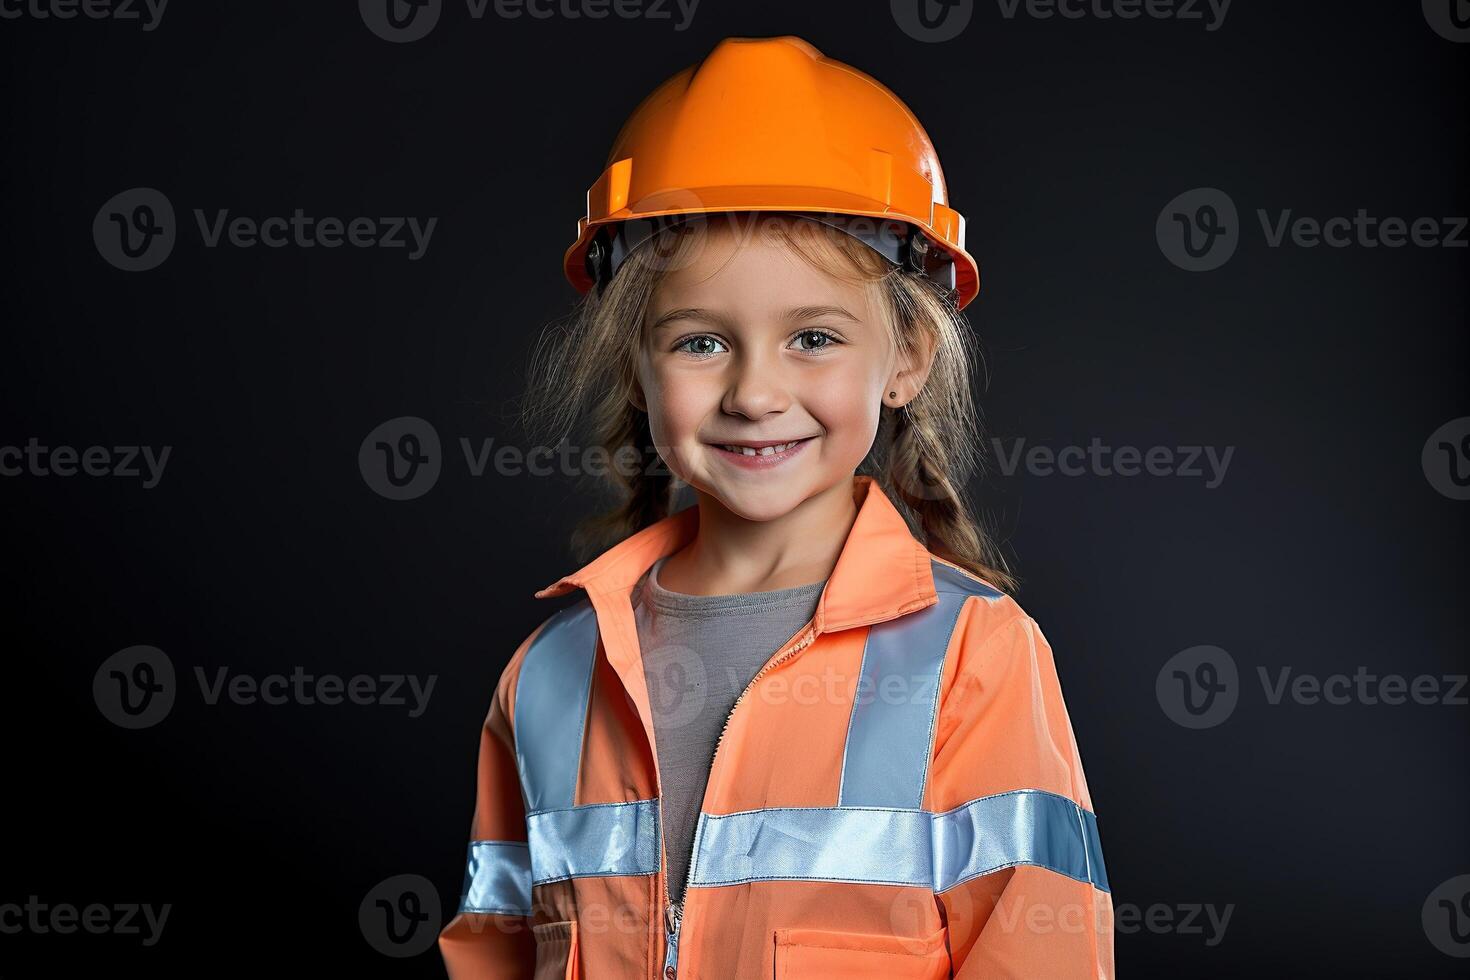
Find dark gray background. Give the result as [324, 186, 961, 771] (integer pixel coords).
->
[2, 1, 1466, 975]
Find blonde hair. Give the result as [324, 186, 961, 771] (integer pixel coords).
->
[521, 214, 1017, 593]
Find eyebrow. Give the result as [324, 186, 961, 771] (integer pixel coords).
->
[650, 305, 860, 333]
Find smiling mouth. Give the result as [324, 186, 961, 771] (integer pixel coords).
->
[708, 437, 817, 467]
[712, 439, 811, 457]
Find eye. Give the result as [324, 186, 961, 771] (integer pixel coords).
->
[790, 328, 842, 353]
[674, 334, 729, 358]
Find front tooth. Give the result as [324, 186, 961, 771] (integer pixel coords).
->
[758, 445, 777, 456]
[741, 446, 756, 456]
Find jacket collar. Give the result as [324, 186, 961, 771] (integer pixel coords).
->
[534, 474, 939, 633]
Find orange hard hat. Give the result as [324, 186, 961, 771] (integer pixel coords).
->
[563, 36, 981, 310]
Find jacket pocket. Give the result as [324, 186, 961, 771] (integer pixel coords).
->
[531, 919, 579, 980]
[773, 926, 949, 979]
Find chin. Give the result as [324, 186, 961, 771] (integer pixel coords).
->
[696, 480, 807, 523]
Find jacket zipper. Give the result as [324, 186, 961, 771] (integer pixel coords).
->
[660, 619, 820, 979]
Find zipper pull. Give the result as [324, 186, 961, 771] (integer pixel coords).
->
[663, 902, 682, 979]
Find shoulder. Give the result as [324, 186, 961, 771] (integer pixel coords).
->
[922, 559, 1095, 813]
[925, 554, 1029, 637]
[494, 595, 599, 724]
[921, 554, 1054, 682]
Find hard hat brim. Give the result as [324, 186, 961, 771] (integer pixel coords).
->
[563, 186, 980, 310]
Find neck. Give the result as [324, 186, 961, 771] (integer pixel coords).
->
[658, 478, 859, 595]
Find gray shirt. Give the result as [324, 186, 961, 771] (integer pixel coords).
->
[633, 555, 826, 905]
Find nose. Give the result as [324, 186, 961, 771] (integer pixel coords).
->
[720, 348, 792, 421]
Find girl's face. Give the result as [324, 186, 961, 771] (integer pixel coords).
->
[632, 217, 928, 522]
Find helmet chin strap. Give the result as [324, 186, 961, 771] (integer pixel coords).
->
[585, 210, 959, 299]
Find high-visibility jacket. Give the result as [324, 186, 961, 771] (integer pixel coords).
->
[439, 475, 1114, 979]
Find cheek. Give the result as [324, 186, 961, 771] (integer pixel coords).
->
[644, 370, 716, 446]
[805, 367, 884, 451]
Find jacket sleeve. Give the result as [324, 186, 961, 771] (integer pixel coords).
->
[438, 634, 539, 979]
[928, 608, 1115, 980]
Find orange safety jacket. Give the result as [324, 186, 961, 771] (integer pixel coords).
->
[439, 475, 1114, 979]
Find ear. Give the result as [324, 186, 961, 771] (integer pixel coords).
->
[883, 327, 939, 409]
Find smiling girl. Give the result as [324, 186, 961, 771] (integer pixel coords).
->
[440, 35, 1113, 980]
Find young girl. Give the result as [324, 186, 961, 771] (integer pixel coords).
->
[439, 35, 1112, 980]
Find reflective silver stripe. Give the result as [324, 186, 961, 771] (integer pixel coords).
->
[460, 840, 533, 915]
[838, 560, 1005, 808]
[687, 790, 1109, 894]
[690, 805, 932, 887]
[1082, 808, 1108, 892]
[527, 799, 661, 884]
[929, 560, 1006, 604]
[513, 600, 599, 812]
[932, 789, 1110, 893]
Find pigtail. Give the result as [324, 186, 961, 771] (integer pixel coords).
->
[883, 397, 1013, 591]
[870, 270, 1019, 594]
